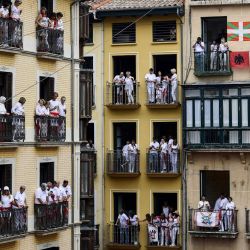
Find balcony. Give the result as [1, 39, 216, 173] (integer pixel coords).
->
[34, 202, 68, 234]
[145, 83, 180, 109]
[81, 224, 100, 250]
[107, 150, 140, 177]
[34, 116, 66, 143]
[106, 82, 141, 110]
[246, 209, 250, 239]
[0, 207, 28, 243]
[184, 128, 250, 150]
[194, 51, 232, 77]
[36, 28, 64, 59]
[146, 151, 180, 177]
[0, 18, 23, 52]
[147, 224, 181, 249]
[107, 224, 140, 249]
[0, 115, 25, 143]
[188, 208, 238, 238]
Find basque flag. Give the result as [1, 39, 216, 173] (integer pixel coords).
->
[227, 22, 250, 41]
[230, 51, 249, 68]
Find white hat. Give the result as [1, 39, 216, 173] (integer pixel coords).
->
[3, 186, 9, 191]
[0, 96, 6, 104]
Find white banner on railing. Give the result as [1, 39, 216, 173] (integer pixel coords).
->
[148, 224, 159, 243]
[195, 211, 220, 227]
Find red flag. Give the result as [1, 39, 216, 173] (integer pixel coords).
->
[230, 51, 249, 68]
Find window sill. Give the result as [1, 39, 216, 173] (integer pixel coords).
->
[111, 43, 137, 46]
[85, 43, 94, 46]
[151, 41, 177, 45]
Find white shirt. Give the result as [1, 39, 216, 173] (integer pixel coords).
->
[226, 201, 235, 215]
[11, 102, 24, 115]
[0, 7, 9, 18]
[198, 200, 210, 210]
[60, 185, 72, 198]
[145, 73, 156, 87]
[220, 198, 229, 210]
[1, 194, 13, 208]
[49, 100, 60, 111]
[161, 142, 168, 154]
[171, 144, 179, 154]
[156, 88, 163, 98]
[156, 76, 161, 84]
[113, 75, 125, 85]
[150, 141, 159, 153]
[59, 102, 66, 117]
[35, 188, 48, 204]
[128, 144, 138, 154]
[214, 198, 221, 211]
[0, 103, 7, 115]
[129, 215, 138, 226]
[124, 77, 134, 90]
[171, 73, 178, 85]
[11, 5, 21, 20]
[122, 144, 129, 156]
[36, 104, 48, 116]
[194, 42, 205, 52]
[211, 44, 218, 52]
[57, 19, 64, 31]
[58, 186, 67, 201]
[39, 16, 49, 28]
[118, 213, 129, 227]
[219, 43, 229, 53]
[163, 206, 169, 217]
[14, 191, 26, 208]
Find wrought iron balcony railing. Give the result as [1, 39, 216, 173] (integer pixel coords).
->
[81, 224, 100, 250]
[246, 209, 250, 238]
[189, 208, 238, 238]
[107, 224, 140, 247]
[194, 51, 231, 76]
[0, 115, 25, 142]
[0, 18, 23, 49]
[34, 202, 68, 231]
[146, 151, 180, 175]
[35, 115, 66, 142]
[36, 28, 64, 55]
[107, 150, 140, 175]
[0, 207, 28, 242]
[106, 81, 140, 109]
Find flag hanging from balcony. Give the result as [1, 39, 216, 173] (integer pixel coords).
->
[195, 211, 220, 228]
[227, 21, 250, 41]
[230, 51, 249, 68]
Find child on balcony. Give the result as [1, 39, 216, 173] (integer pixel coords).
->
[156, 84, 164, 104]
[11, 0, 22, 21]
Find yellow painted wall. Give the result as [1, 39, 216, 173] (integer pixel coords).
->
[103, 15, 183, 249]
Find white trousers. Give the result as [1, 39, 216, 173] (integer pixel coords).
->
[210, 52, 217, 70]
[126, 89, 134, 104]
[148, 86, 155, 103]
[170, 153, 178, 172]
[219, 52, 227, 70]
[171, 82, 177, 103]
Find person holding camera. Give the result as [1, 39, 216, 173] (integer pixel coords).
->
[193, 37, 205, 72]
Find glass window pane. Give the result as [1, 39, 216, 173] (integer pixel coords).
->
[242, 99, 248, 127]
[232, 99, 238, 126]
[204, 89, 219, 97]
[223, 100, 229, 127]
[242, 131, 250, 143]
[204, 100, 211, 127]
[195, 100, 201, 127]
[185, 89, 200, 97]
[223, 89, 238, 96]
[213, 100, 220, 127]
[186, 131, 200, 144]
[241, 88, 250, 96]
[186, 100, 193, 127]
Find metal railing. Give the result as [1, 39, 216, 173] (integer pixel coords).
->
[194, 51, 231, 75]
[146, 82, 178, 104]
[34, 202, 68, 230]
[147, 223, 180, 247]
[189, 208, 238, 233]
[246, 209, 250, 234]
[106, 81, 140, 106]
[108, 224, 140, 245]
[81, 224, 100, 250]
[107, 150, 140, 174]
[0, 115, 25, 142]
[0, 18, 23, 49]
[35, 116, 66, 142]
[0, 207, 27, 240]
[146, 151, 180, 174]
[185, 128, 250, 148]
[36, 28, 64, 55]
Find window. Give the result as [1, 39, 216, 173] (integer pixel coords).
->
[39, 76, 54, 101]
[0, 164, 12, 192]
[113, 192, 136, 221]
[85, 13, 94, 44]
[87, 123, 94, 144]
[113, 56, 136, 79]
[153, 122, 177, 142]
[0, 72, 12, 113]
[153, 21, 176, 42]
[40, 162, 54, 185]
[153, 54, 177, 77]
[113, 122, 136, 150]
[153, 193, 177, 215]
[80, 198, 94, 222]
[200, 170, 229, 208]
[40, 0, 54, 18]
[112, 23, 136, 44]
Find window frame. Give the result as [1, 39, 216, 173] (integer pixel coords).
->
[152, 20, 177, 43]
[112, 22, 136, 44]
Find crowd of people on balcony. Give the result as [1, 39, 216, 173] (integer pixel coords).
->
[145, 68, 178, 104]
[149, 136, 179, 173]
[193, 36, 229, 72]
[198, 194, 236, 232]
[0, 0, 23, 48]
[36, 7, 64, 54]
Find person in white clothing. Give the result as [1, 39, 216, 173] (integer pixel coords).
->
[160, 139, 168, 172]
[113, 72, 125, 104]
[167, 136, 174, 154]
[13, 186, 27, 208]
[214, 194, 222, 211]
[171, 211, 180, 246]
[128, 139, 138, 173]
[170, 140, 179, 173]
[219, 194, 229, 231]
[116, 209, 129, 244]
[49, 92, 60, 116]
[0, 96, 8, 115]
[124, 71, 135, 104]
[198, 196, 210, 211]
[160, 213, 169, 246]
[156, 85, 164, 104]
[156, 71, 162, 85]
[121, 140, 130, 170]
[162, 202, 170, 218]
[219, 38, 229, 71]
[170, 69, 178, 103]
[58, 96, 66, 116]
[226, 197, 235, 232]
[149, 138, 160, 172]
[11, 97, 26, 116]
[56, 12, 64, 30]
[162, 76, 169, 103]
[86, 140, 95, 149]
[210, 40, 218, 70]
[193, 37, 205, 72]
[0, 2, 10, 18]
[0, 1, 10, 46]
[35, 99, 47, 116]
[11, 0, 22, 21]
[129, 210, 139, 245]
[35, 183, 48, 205]
[60, 180, 72, 201]
[1, 186, 13, 208]
[145, 68, 156, 103]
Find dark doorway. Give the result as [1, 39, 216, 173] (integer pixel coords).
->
[200, 170, 230, 208]
[87, 123, 94, 144]
[0, 164, 12, 192]
[39, 77, 55, 101]
[40, 0, 54, 18]
[202, 17, 227, 51]
[153, 54, 177, 77]
[113, 56, 136, 79]
[42, 248, 59, 250]
[113, 122, 136, 150]
[114, 192, 137, 221]
[153, 122, 177, 142]
[40, 162, 55, 185]
[153, 193, 177, 215]
[0, 72, 12, 113]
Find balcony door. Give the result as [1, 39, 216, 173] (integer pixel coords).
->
[113, 56, 136, 79]
[153, 54, 177, 77]
[40, 162, 54, 185]
[153, 122, 177, 142]
[40, 0, 54, 18]
[153, 193, 177, 215]
[0, 164, 12, 192]
[0, 72, 12, 113]
[39, 76, 55, 101]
